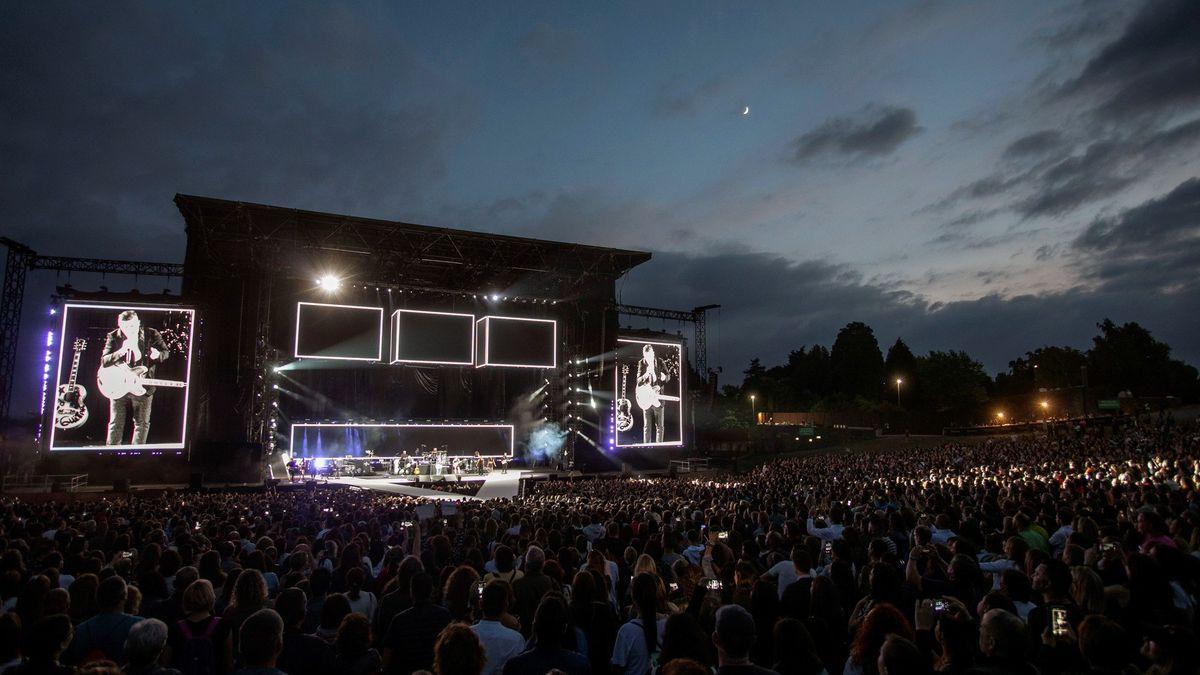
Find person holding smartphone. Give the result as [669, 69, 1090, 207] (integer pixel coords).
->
[1028, 560, 1084, 660]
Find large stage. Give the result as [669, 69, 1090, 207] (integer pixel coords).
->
[8, 194, 707, 488]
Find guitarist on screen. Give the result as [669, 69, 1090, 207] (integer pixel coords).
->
[636, 344, 671, 444]
[102, 310, 169, 445]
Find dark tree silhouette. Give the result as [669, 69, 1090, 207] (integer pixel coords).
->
[830, 322, 885, 401]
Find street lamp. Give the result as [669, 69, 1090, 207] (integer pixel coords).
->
[995, 411, 1006, 424]
[1040, 399, 1050, 419]
[895, 378, 903, 407]
[750, 394, 757, 422]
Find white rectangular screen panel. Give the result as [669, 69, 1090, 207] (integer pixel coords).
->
[475, 316, 556, 368]
[390, 309, 475, 365]
[294, 302, 384, 362]
[289, 422, 515, 458]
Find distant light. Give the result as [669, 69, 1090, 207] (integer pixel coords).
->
[490, 294, 499, 301]
[317, 275, 342, 292]
[895, 378, 903, 385]
[49, 308, 57, 316]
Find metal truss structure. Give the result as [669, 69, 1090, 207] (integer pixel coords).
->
[175, 194, 650, 298]
[0, 237, 184, 426]
[614, 303, 720, 381]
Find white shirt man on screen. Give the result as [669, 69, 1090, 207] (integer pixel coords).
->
[101, 310, 170, 445]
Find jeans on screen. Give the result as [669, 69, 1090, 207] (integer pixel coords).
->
[643, 405, 665, 444]
[107, 394, 153, 445]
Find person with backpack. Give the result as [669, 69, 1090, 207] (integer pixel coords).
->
[165, 580, 232, 675]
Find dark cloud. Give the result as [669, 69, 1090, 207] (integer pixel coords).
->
[1034, 243, 1062, 262]
[1002, 130, 1067, 159]
[1014, 141, 1136, 218]
[650, 74, 733, 117]
[621, 242, 1200, 380]
[1073, 177, 1200, 292]
[931, 0, 1200, 225]
[791, 105, 921, 161]
[1064, 0, 1199, 121]
[0, 3, 461, 260]
[935, 116, 1200, 223]
[516, 22, 585, 64]
[1032, 5, 1129, 49]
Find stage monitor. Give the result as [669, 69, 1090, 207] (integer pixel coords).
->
[289, 422, 514, 458]
[614, 337, 685, 447]
[294, 302, 384, 361]
[475, 316, 556, 368]
[390, 309, 475, 366]
[48, 303, 196, 451]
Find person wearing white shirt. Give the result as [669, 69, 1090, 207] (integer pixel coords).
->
[1048, 511, 1074, 556]
[931, 528, 957, 545]
[612, 574, 666, 675]
[980, 537, 1028, 591]
[930, 515, 957, 545]
[582, 518, 605, 542]
[681, 531, 706, 566]
[762, 545, 812, 599]
[344, 567, 378, 621]
[806, 516, 844, 542]
[472, 582, 525, 675]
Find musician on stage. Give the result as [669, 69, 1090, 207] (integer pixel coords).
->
[286, 458, 299, 483]
[636, 343, 670, 444]
[102, 310, 169, 445]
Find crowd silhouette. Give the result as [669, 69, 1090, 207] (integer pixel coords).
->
[0, 416, 1196, 675]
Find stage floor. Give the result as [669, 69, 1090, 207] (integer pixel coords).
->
[280, 469, 531, 501]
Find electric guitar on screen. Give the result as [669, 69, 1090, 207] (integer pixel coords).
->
[635, 350, 682, 410]
[96, 363, 187, 399]
[615, 365, 634, 432]
[635, 384, 682, 411]
[54, 339, 89, 430]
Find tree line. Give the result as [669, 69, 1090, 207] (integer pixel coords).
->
[718, 319, 1200, 425]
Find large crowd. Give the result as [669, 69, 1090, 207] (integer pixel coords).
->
[0, 417, 1197, 675]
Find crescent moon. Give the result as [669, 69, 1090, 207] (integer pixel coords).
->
[742, 106, 750, 115]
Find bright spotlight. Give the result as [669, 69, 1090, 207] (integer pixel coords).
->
[316, 275, 342, 292]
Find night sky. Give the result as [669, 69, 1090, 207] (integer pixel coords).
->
[3, 1, 1198, 414]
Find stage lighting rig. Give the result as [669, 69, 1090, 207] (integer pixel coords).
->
[316, 274, 342, 293]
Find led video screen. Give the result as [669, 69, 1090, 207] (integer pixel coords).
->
[289, 423, 514, 458]
[294, 302, 384, 361]
[614, 337, 684, 447]
[390, 309, 475, 365]
[49, 304, 195, 451]
[475, 316, 556, 368]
